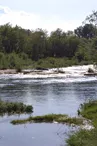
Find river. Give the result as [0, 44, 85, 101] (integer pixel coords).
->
[0, 65, 97, 146]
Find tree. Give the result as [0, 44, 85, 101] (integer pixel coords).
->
[83, 11, 97, 36]
[48, 28, 66, 57]
[74, 26, 83, 38]
[31, 29, 47, 60]
[75, 24, 96, 38]
[84, 10, 97, 26]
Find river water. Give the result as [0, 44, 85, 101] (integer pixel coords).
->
[0, 65, 97, 146]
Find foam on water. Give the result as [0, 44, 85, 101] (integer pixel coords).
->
[0, 65, 96, 84]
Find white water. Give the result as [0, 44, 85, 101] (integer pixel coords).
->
[0, 65, 97, 84]
[0, 65, 97, 146]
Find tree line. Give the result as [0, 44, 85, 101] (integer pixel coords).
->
[0, 11, 97, 69]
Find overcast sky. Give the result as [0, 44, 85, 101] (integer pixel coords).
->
[0, 0, 97, 32]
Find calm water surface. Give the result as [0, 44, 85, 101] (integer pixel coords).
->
[0, 76, 97, 146]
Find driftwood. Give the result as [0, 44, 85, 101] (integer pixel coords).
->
[84, 73, 97, 76]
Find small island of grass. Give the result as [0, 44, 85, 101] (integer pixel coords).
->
[11, 113, 83, 125]
[0, 100, 33, 115]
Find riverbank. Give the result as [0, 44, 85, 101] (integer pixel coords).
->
[67, 100, 97, 146]
[0, 64, 95, 76]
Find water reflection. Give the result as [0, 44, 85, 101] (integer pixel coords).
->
[0, 78, 97, 116]
[72, 82, 97, 101]
[0, 78, 97, 146]
[0, 122, 76, 146]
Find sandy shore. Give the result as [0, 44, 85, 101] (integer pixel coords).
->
[0, 68, 65, 75]
[0, 69, 17, 74]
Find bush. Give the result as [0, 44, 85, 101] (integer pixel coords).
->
[25, 105, 33, 113]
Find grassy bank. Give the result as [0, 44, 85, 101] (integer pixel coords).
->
[67, 100, 97, 146]
[67, 128, 97, 146]
[78, 100, 97, 127]
[0, 100, 33, 115]
[11, 114, 83, 125]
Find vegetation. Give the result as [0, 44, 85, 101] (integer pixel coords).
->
[67, 129, 97, 146]
[29, 57, 78, 69]
[10, 100, 97, 145]
[78, 100, 97, 127]
[0, 11, 97, 69]
[67, 100, 97, 146]
[0, 100, 33, 115]
[11, 114, 83, 125]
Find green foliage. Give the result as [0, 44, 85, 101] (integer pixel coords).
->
[0, 12, 97, 69]
[78, 100, 97, 127]
[0, 52, 32, 69]
[30, 57, 78, 69]
[0, 52, 8, 69]
[11, 114, 83, 125]
[67, 129, 97, 146]
[67, 100, 97, 146]
[31, 114, 67, 123]
[25, 105, 33, 113]
[75, 24, 96, 38]
[0, 100, 33, 115]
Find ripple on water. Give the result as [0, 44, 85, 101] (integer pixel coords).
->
[0, 65, 97, 146]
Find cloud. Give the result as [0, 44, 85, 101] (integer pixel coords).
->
[0, 5, 11, 14]
[0, 5, 82, 33]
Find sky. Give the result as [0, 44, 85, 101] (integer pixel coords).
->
[0, 0, 97, 33]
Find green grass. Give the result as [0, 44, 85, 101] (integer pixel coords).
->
[57, 117, 83, 125]
[11, 114, 83, 125]
[67, 129, 97, 146]
[67, 100, 97, 146]
[0, 100, 33, 115]
[78, 100, 97, 127]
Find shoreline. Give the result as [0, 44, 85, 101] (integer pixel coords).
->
[0, 69, 17, 74]
[0, 64, 94, 75]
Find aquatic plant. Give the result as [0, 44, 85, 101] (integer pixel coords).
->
[11, 114, 83, 125]
[0, 100, 33, 115]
